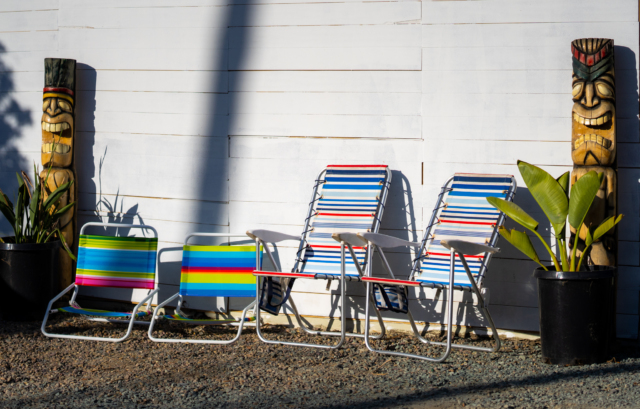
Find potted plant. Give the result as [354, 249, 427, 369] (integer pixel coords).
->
[487, 160, 623, 365]
[0, 164, 76, 320]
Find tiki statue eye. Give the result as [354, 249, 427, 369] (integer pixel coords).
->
[58, 100, 72, 112]
[572, 82, 583, 99]
[596, 82, 613, 97]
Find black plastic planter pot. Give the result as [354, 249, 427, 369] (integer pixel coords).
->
[534, 266, 617, 366]
[0, 238, 61, 321]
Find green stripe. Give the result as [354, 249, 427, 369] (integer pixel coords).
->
[183, 245, 261, 252]
[80, 235, 158, 251]
[76, 269, 155, 279]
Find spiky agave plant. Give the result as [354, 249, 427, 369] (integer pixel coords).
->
[487, 160, 622, 272]
[0, 162, 76, 260]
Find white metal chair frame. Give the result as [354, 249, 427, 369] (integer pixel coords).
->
[148, 233, 257, 344]
[41, 222, 159, 343]
[341, 175, 517, 362]
[249, 167, 393, 349]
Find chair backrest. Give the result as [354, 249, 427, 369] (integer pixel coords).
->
[76, 235, 158, 289]
[180, 245, 262, 297]
[414, 173, 516, 288]
[297, 165, 391, 278]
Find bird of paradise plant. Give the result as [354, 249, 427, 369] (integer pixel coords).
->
[487, 161, 622, 272]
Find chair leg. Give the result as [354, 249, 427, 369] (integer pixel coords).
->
[42, 288, 159, 343]
[149, 294, 256, 344]
[255, 276, 347, 349]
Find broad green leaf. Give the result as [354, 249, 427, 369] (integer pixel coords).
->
[498, 226, 545, 268]
[0, 187, 12, 209]
[593, 214, 623, 242]
[568, 171, 601, 229]
[487, 197, 538, 231]
[556, 171, 570, 196]
[585, 227, 594, 248]
[517, 161, 568, 237]
[29, 182, 40, 227]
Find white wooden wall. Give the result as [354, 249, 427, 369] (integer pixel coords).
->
[0, 0, 638, 338]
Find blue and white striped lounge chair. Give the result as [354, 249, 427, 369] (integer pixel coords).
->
[334, 173, 517, 362]
[247, 164, 392, 349]
[148, 233, 263, 344]
[41, 222, 160, 342]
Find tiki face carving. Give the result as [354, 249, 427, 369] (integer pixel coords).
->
[571, 39, 616, 166]
[41, 59, 75, 168]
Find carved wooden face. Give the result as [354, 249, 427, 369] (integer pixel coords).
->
[41, 90, 74, 167]
[571, 39, 615, 166]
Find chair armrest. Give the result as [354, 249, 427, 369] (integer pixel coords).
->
[357, 232, 421, 249]
[331, 232, 368, 247]
[246, 229, 299, 243]
[440, 239, 499, 256]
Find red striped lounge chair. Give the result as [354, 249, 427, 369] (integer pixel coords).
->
[247, 164, 392, 349]
[148, 233, 262, 344]
[41, 222, 160, 342]
[334, 173, 517, 362]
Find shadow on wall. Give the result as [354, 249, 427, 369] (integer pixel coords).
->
[0, 42, 32, 235]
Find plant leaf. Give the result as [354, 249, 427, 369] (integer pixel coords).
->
[517, 161, 568, 237]
[592, 214, 624, 242]
[498, 226, 545, 268]
[487, 197, 539, 231]
[556, 171, 570, 196]
[52, 202, 75, 217]
[568, 171, 601, 229]
[42, 180, 73, 211]
[585, 227, 594, 248]
[0, 201, 15, 228]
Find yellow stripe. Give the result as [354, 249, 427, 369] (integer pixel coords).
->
[43, 92, 74, 105]
[181, 273, 256, 284]
[183, 245, 261, 252]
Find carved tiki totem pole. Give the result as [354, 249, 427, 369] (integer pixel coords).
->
[41, 58, 77, 287]
[570, 39, 616, 266]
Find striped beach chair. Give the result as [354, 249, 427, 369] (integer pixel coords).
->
[335, 173, 517, 362]
[148, 233, 263, 344]
[41, 222, 160, 342]
[247, 164, 392, 349]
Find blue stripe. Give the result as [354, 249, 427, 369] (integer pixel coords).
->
[326, 170, 386, 175]
[446, 205, 500, 211]
[453, 176, 512, 183]
[77, 248, 156, 273]
[180, 289, 256, 297]
[183, 258, 256, 268]
[313, 222, 371, 228]
[441, 210, 500, 216]
[184, 251, 254, 259]
[449, 191, 507, 198]
[318, 199, 379, 203]
[451, 183, 509, 190]
[325, 177, 384, 183]
[323, 184, 382, 190]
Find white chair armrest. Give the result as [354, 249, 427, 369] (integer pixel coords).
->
[331, 232, 368, 247]
[357, 232, 421, 249]
[440, 239, 499, 256]
[246, 229, 299, 243]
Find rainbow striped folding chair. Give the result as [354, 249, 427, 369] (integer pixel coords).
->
[335, 173, 517, 362]
[148, 233, 262, 344]
[41, 222, 159, 342]
[247, 164, 391, 349]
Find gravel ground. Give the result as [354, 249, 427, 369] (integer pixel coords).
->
[1, 312, 640, 409]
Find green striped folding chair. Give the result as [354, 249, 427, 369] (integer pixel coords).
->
[148, 233, 263, 344]
[41, 222, 159, 342]
[247, 164, 392, 349]
[335, 173, 517, 362]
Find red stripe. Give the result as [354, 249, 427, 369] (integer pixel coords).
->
[361, 277, 420, 287]
[327, 165, 387, 168]
[43, 87, 74, 96]
[317, 213, 373, 217]
[427, 252, 483, 259]
[181, 267, 254, 273]
[311, 245, 365, 250]
[252, 271, 314, 279]
[440, 219, 494, 226]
